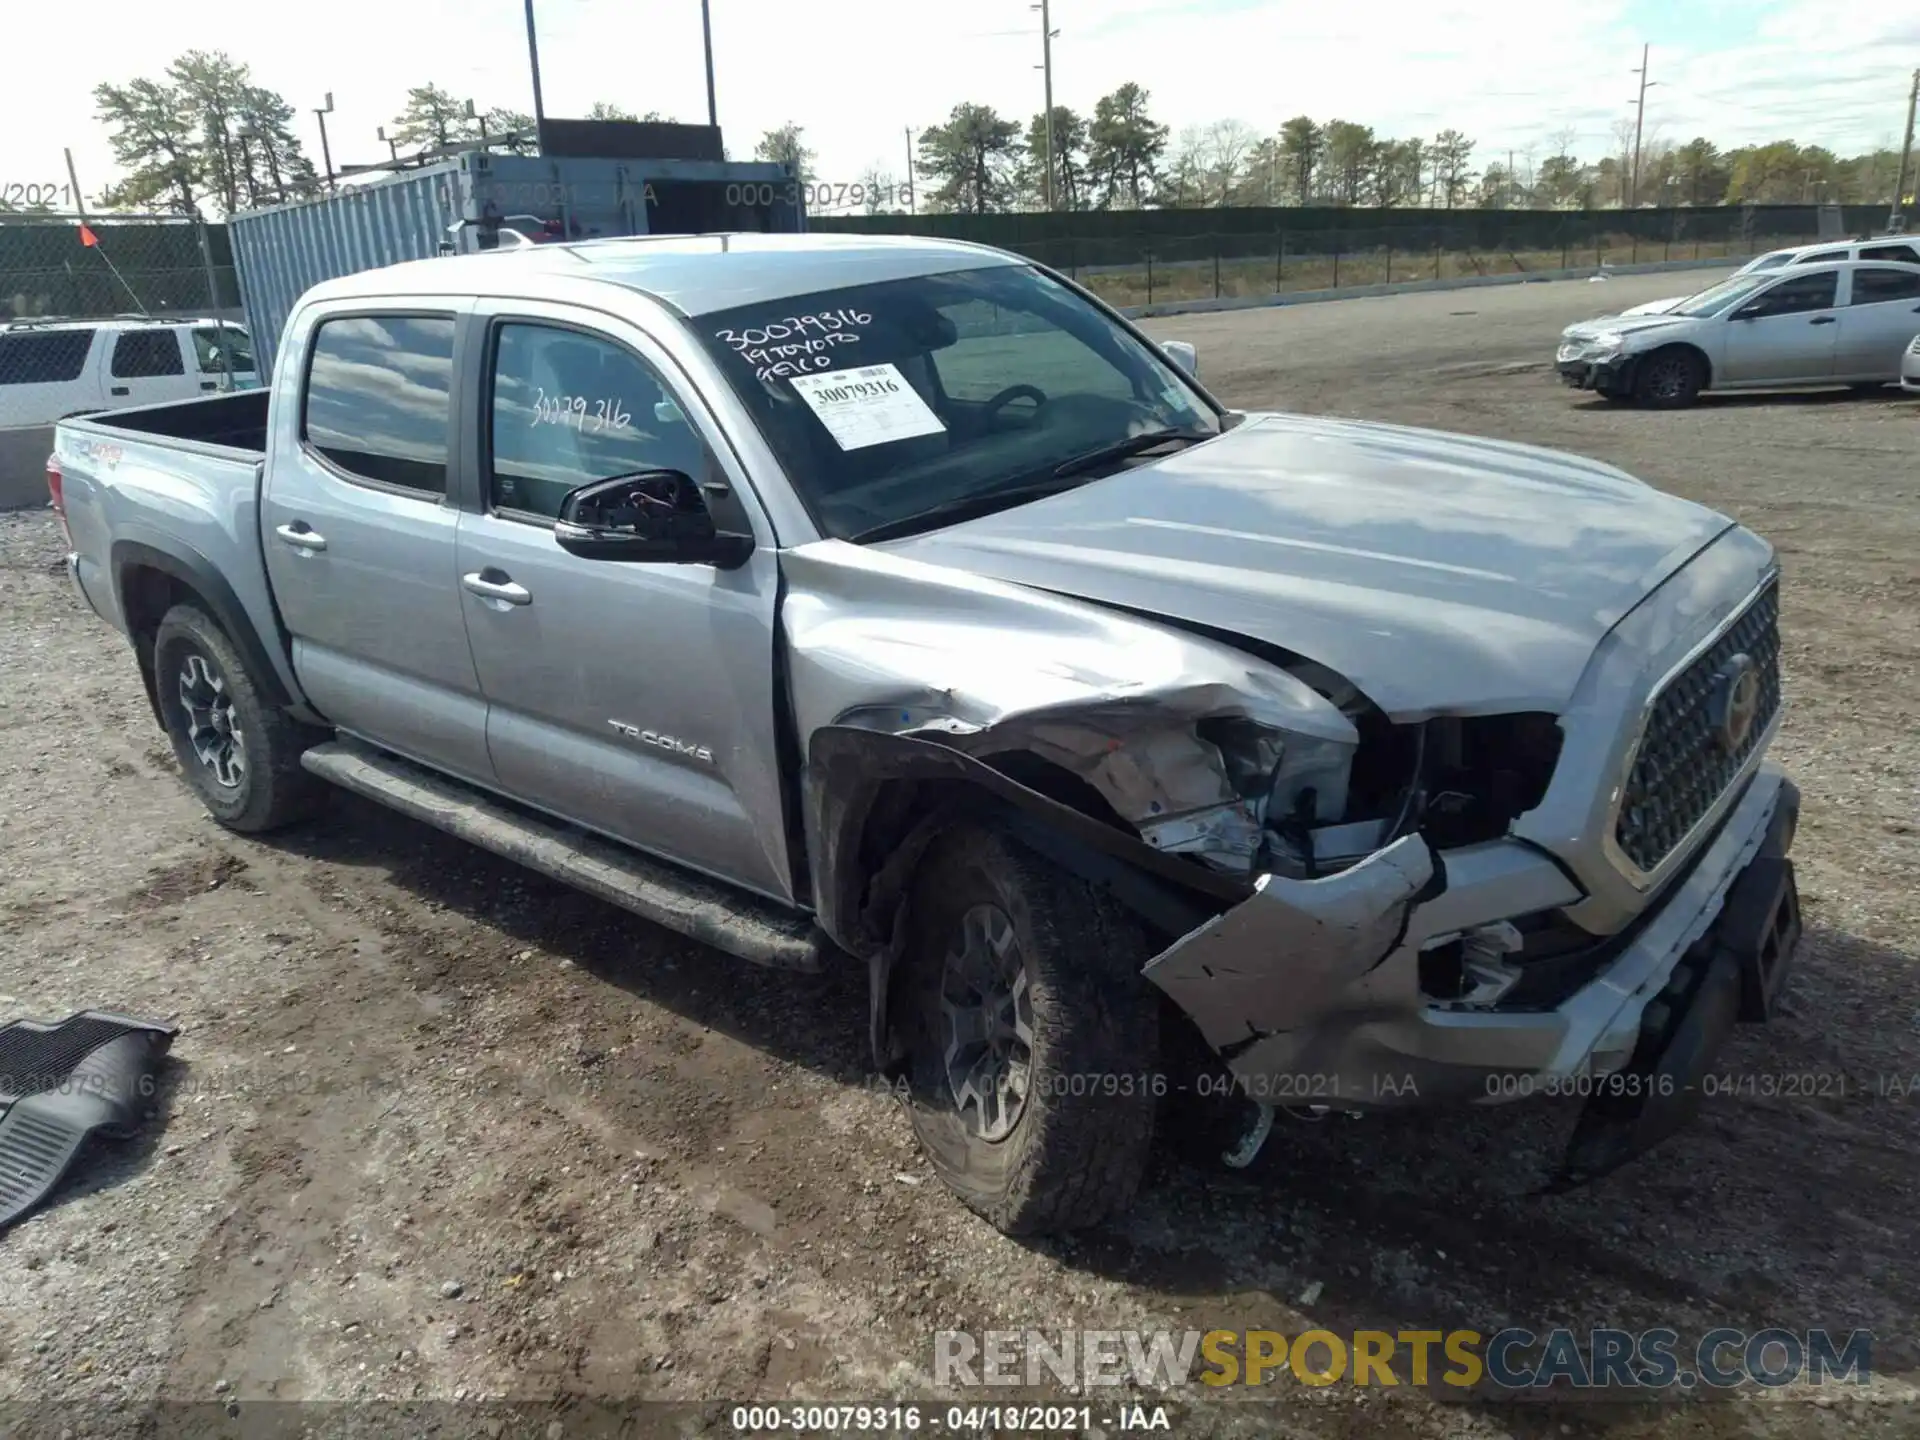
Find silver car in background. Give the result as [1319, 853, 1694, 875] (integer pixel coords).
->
[1558, 259, 1920, 407]
[1615, 236, 1920, 319]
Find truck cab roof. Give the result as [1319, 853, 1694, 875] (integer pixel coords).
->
[304, 232, 1022, 319]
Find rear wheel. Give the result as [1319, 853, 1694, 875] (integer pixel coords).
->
[1633, 347, 1706, 408]
[153, 604, 327, 833]
[898, 822, 1160, 1234]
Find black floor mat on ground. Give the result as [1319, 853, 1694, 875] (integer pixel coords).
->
[0, 1011, 175, 1232]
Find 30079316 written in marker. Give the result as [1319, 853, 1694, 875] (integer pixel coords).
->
[1, 182, 76, 209]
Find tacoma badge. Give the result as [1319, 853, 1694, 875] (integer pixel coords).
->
[608, 720, 715, 764]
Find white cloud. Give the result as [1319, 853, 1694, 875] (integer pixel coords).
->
[3, 0, 1914, 214]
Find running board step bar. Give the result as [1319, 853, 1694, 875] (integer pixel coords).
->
[300, 738, 826, 973]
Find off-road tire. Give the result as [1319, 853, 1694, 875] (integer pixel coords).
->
[1633, 346, 1706, 408]
[153, 603, 327, 833]
[898, 821, 1160, 1235]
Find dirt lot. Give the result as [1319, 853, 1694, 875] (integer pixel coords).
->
[2, 271, 1916, 1438]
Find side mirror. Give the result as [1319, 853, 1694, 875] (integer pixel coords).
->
[1731, 304, 1764, 321]
[553, 470, 753, 568]
[1160, 340, 1199, 378]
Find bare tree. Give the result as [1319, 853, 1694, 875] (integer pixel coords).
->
[1163, 125, 1209, 207]
[1201, 119, 1260, 207]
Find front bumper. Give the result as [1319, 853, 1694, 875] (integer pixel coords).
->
[1144, 764, 1799, 1119]
[1557, 354, 1633, 392]
[1901, 353, 1920, 393]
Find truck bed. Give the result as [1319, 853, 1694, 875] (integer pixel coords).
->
[55, 390, 296, 710]
[76, 389, 270, 455]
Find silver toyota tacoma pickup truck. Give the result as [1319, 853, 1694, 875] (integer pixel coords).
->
[51, 233, 1802, 1234]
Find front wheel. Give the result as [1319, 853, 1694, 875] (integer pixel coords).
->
[897, 822, 1162, 1235]
[1633, 347, 1706, 408]
[153, 603, 327, 833]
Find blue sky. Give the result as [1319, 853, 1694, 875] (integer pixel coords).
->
[4, 0, 1914, 214]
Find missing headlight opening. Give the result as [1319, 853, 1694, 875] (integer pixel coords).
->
[1098, 701, 1564, 886]
[1258, 703, 1563, 882]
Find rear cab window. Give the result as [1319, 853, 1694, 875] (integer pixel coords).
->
[301, 314, 457, 495]
[0, 328, 96, 386]
[1859, 244, 1920, 265]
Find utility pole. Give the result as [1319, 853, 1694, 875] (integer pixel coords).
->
[905, 126, 916, 215]
[1629, 43, 1655, 209]
[1892, 67, 1919, 231]
[523, 0, 547, 147]
[701, 0, 718, 127]
[314, 93, 336, 190]
[1033, 0, 1058, 210]
[1507, 148, 1515, 208]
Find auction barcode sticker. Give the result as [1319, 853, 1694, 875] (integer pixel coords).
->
[789, 363, 946, 451]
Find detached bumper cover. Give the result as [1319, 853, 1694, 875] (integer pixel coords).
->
[1143, 764, 1799, 1116]
[1557, 356, 1634, 392]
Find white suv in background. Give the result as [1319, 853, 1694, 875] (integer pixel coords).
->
[0, 317, 258, 430]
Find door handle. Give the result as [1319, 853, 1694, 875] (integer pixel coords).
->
[109, 385, 129, 396]
[275, 522, 327, 552]
[1809, 315, 1837, 325]
[200, 380, 218, 391]
[462, 570, 532, 606]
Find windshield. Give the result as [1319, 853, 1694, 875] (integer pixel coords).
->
[1671, 274, 1773, 318]
[692, 264, 1219, 541]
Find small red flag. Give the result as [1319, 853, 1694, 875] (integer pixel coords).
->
[79, 224, 99, 248]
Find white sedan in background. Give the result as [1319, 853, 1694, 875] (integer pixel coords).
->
[1557, 260, 1920, 407]
[1615, 236, 1920, 318]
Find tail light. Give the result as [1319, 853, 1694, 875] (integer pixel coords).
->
[47, 454, 72, 547]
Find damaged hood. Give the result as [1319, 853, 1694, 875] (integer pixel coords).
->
[881, 412, 1732, 718]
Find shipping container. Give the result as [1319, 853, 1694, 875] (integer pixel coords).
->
[230, 150, 803, 375]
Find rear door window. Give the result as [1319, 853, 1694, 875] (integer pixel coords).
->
[1848, 267, 1920, 303]
[0, 329, 95, 385]
[302, 315, 458, 495]
[110, 330, 186, 377]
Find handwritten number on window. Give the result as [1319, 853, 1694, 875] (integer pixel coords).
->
[530, 387, 634, 433]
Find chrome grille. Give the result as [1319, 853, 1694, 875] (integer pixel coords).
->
[1615, 582, 1781, 874]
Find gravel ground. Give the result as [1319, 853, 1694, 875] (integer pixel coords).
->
[1, 270, 1916, 1438]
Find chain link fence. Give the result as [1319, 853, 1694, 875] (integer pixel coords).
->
[0, 213, 240, 323]
[2, 215, 247, 506]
